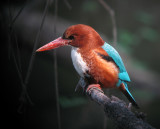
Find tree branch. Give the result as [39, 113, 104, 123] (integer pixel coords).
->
[77, 78, 155, 129]
[86, 87, 155, 129]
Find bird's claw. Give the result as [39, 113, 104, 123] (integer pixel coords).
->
[75, 78, 103, 94]
[75, 77, 88, 92]
[86, 84, 102, 93]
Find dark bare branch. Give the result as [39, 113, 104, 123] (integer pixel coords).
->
[24, 0, 49, 90]
[9, 0, 28, 28]
[18, 0, 50, 112]
[63, 0, 72, 10]
[52, 0, 62, 129]
[98, 0, 117, 47]
[86, 86, 155, 129]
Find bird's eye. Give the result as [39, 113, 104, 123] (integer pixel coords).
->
[68, 35, 74, 40]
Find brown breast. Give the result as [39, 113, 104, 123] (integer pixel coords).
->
[78, 47, 119, 88]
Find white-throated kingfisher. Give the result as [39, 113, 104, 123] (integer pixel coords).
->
[36, 24, 139, 108]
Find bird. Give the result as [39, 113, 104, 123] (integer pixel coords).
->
[36, 24, 139, 109]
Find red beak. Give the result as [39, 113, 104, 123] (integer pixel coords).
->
[36, 37, 71, 52]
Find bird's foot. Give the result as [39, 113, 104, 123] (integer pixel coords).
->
[86, 84, 102, 93]
[75, 79, 103, 94]
[75, 77, 88, 92]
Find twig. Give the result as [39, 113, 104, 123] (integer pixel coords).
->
[98, 0, 117, 47]
[14, 32, 22, 73]
[63, 0, 72, 10]
[11, 46, 33, 113]
[7, 0, 33, 110]
[52, 0, 61, 129]
[18, 0, 50, 111]
[53, 50, 61, 129]
[86, 87, 155, 129]
[24, 0, 49, 86]
[9, 0, 28, 28]
[8, 0, 28, 60]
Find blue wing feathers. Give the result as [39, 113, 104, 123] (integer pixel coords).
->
[119, 72, 130, 82]
[102, 42, 131, 86]
[102, 43, 139, 108]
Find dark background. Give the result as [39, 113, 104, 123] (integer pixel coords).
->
[1, 0, 160, 129]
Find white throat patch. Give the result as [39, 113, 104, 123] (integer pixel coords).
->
[71, 47, 89, 77]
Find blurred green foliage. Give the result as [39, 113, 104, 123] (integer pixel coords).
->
[134, 89, 155, 102]
[119, 29, 140, 53]
[118, 10, 160, 71]
[131, 59, 149, 70]
[138, 27, 159, 42]
[119, 11, 159, 49]
[59, 96, 87, 108]
[82, 1, 100, 13]
[135, 11, 154, 25]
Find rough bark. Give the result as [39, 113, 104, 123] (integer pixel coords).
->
[86, 87, 155, 129]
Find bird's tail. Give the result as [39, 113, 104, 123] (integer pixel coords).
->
[119, 82, 139, 109]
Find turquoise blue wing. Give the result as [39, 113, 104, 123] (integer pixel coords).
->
[102, 42, 131, 86]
